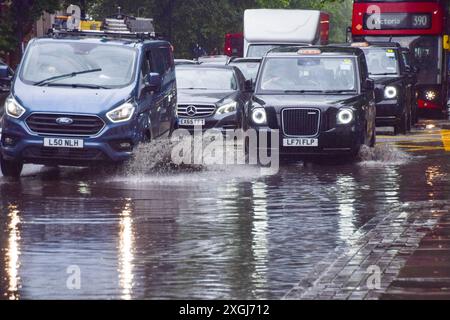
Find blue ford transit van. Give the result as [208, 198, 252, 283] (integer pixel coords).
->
[0, 28, 177, 177]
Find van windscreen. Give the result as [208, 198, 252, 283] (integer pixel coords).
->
[20, 41, 138, 89]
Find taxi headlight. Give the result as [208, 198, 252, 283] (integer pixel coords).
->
[337, 108, 354, 125]
[384, 86, 398, 99]
[216, 102, 237, 115]
[5, 96, 26, 119]
[107, 101, 136, 123]
[425, 90, 437, 101]
[251, 108, 267, 125]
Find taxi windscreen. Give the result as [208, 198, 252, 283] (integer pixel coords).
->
[258, 57, 358, 93]
[363, 48, 399, 76]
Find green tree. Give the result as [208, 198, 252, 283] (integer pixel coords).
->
[0, 0, 62, 63]
[1, 0, 353, 61]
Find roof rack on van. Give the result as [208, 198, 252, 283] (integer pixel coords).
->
[47, 11, 164, 42]
[47, 28, 163, 42]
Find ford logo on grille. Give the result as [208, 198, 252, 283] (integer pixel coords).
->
[56, 117, 74, 125]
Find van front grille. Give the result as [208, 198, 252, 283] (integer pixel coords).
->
[26, 114, 105, 136]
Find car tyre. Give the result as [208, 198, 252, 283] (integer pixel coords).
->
[1, 155, 23, 178]
[395, 112, 408, 135]
[369, 127, 376, 148]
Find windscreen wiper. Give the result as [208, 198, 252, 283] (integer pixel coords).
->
[323, 90, 357, 94]
[283, 90, 324, 94]
[33, 68, 102, 87]
[43, 83, 109, 89]
[370, 73, 396, 76]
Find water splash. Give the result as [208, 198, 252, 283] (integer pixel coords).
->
[359, 144, 412, 166]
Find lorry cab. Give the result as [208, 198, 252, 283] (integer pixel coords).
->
[243, 9, 330, 58]
[1, 26, 177, 178]
[352, 42, 416, 134]
[246, 46, 376, 159]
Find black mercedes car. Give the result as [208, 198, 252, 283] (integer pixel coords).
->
[245, 46, 376, 159]
[175, 65, 252, 131]
[353, 42, 416, 134]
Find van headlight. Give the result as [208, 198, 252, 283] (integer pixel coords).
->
[337, 108, 354, 125]
[216, 102, 237, 115]
[384, 86, 398, 99]
[251, 108, 267, 125]
[5, 96, 26, 119]
[107, 101, 136, 123]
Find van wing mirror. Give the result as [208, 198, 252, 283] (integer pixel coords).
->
[244, 79, 254, 92]
[363, 78, 375, 91]
[146, 73, 162, 91]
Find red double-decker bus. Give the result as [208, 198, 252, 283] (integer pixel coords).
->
[352, 0, 449, 116]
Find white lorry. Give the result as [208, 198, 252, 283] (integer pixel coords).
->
[244, 9, 330, 57]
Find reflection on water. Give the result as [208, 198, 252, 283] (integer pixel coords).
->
[0, 146, 449, 299]
[250, 181, 269, 296]
[336, 175, 360, 246]
[6, 204, 21, 300]
[118, 199, 135, 300]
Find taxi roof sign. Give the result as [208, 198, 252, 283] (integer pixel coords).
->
[297, 49, 321, 55]
[351, 42, 370, 48]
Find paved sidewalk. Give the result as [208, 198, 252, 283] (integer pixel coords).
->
[383, 212, 450, 300]
[285, 201, 449, 300]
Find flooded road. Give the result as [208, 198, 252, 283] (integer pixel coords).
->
[1, 121, 450, 300]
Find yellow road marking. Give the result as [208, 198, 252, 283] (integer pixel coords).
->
[442, 130, 450, 152]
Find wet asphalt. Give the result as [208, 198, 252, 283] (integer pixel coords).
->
[1, 120, 449, 300]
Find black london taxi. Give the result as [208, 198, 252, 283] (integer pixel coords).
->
[245, 46, 376, 159]
[352, 42, 416, 134]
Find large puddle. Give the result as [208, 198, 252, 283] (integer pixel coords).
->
[1, 138, 448, 299]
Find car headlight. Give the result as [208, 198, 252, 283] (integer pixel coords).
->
[425, 90, 437, 101]
[216, 102, 237, 115]
[337, 108, 354, 125]
[106, 101, 136, 123]
[251, 107, 267, 125]
[5, 96, 26, 119]
[384, 86, 398, 99]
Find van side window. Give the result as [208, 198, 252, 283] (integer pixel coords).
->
[150, 49, 166, 75]
[141, 52, 151, 78]
[160, 46, 174, 72]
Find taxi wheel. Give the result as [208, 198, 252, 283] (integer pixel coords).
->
[407, 109, 412, 132]
[369, 127, 376, 148]
[396, 113, 408, 135]
[0, 156, 23, 178]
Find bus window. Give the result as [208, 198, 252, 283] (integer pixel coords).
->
[410, 37, 440, 84]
